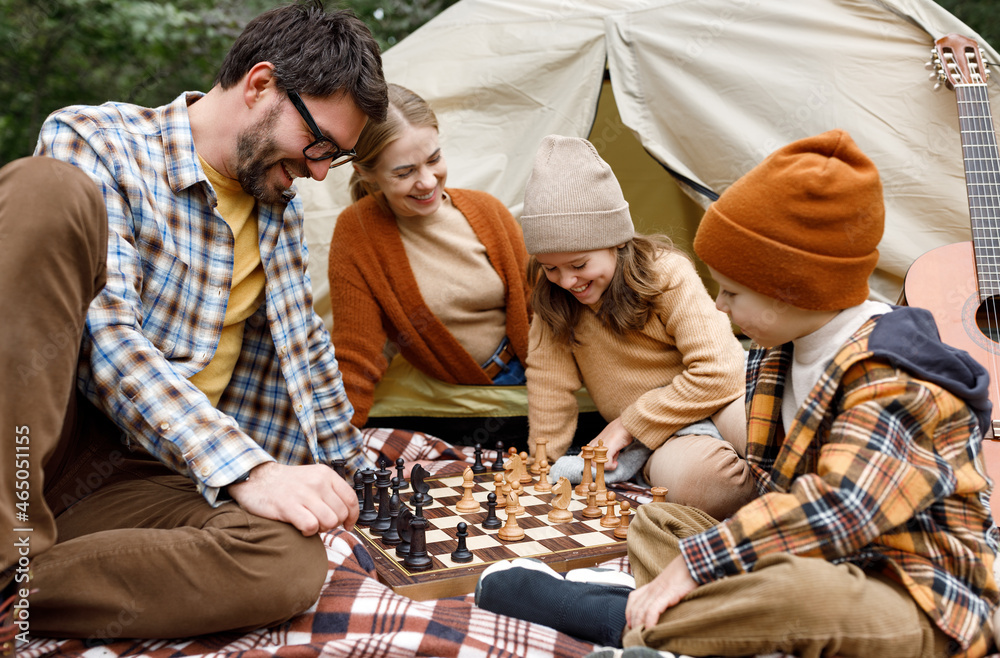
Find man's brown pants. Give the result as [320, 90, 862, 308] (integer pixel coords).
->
[1, 157, 327, 640]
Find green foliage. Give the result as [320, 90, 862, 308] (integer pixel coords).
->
[935, 0, 1000, 50]
[350, 0, 459, 50]
[0, 0, 276, 163]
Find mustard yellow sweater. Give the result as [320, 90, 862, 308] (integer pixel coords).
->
[526, 249, 745, 459]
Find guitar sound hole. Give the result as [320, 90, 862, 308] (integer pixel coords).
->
[975, 297, 1000, 343]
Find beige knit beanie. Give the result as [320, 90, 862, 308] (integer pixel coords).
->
[521, 135, 634, 254]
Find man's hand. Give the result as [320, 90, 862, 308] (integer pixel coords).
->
[227, 461, 359, 535]
[590, 417, 634, 469]
[625, 556, 698, 630]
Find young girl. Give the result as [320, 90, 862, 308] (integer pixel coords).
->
[522, 135, 754, 520]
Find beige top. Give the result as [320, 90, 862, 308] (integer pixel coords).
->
[396, 194, 507, 365]
[526, 248, 745, 459]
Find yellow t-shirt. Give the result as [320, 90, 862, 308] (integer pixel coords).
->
[188, 155, 266, 405]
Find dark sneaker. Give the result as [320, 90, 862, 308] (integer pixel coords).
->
[475, 558, 631, 647]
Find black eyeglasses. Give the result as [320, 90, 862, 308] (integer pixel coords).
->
[287, 90, 357, 168]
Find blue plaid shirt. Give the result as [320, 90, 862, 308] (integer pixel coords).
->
[36, 91, 368, 504]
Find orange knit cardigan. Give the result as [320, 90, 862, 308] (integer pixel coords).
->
[328, 188, 532, 427]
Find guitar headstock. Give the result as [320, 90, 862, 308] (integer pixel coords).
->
[929, 34, 990, 89]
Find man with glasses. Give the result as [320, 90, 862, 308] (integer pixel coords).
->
[1, 0, 387, 644]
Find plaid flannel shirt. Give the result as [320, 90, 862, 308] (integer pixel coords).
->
[35, 92, 368, 504]
[680, 313, 999, 653]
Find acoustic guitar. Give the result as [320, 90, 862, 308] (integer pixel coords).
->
[903, 34, 1000, 439]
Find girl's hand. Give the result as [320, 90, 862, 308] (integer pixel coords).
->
[590, 417, 633, 469]
[625, 556, 698, 630]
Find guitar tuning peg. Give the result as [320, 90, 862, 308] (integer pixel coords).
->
[933, 81, 942, 91]
[925, 60, 935, 70]
[929, 71, 939, 81]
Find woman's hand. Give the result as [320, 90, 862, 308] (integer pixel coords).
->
[625, 556, 698, 630]
[590, 417, 634, 469]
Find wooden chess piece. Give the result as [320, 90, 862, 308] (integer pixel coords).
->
[472, 442, 487, 474]
[650, 486, 668, 503]
[371, 467, 393, 535]
[358, 468, 378, 526]
[494, 472, 507, 499]
[509, 479, 525, 516]
[395, 506, 414, 558]
[451, 522, 474, 563]
[547, 476, 574, 523]
[492, 440, 505, 472]
[354, 469, 365, 504]
[614, 500, 632, 540]
[503, 452, 526, 491]
[410, 464, 433, 507]
[395, 457, 409, 490]
[455, 467, 481, 513]
[329, 458, 347, 478]
[593, 440, 609, 505]
[381, 477, 402, 546]
[403, 514, 432, 571]
[534, 458, 552, 493]
[582, 482, 602, 519]
[482, 492, 502, 529]
[529, 436, 549, 476]
[503, 448, 521, 483]
[497, 493, 525, 541]
[518, 451, 534, 485]
[575, 444, 595, 497]
[600, 491, 620, 528]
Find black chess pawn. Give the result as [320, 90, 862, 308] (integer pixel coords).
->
[395, 506, 413, 559]
[357, 468, 378, 526]
[395, 457, 410, 491]
[353, 469, 364, 505]
[403, 514, 432, 572]
[482, 492, 502, 529]
[451, 522, 474, 563]
[492, 440, 505, 472]
[471, 442, 487, 474]
[371, 467, 393, 535]
[381, 477, 402, 546]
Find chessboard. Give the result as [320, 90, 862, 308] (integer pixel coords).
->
[354, 469, 635, 601]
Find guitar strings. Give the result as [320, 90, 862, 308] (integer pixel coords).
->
[964, 73, 1000, 432]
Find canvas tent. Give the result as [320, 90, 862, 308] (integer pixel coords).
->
[298, 0, 1000, 331]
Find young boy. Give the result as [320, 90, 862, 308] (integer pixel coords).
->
[476, 129, 999, 657]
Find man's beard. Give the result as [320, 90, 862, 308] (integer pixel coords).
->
[235, 101, 291, 204]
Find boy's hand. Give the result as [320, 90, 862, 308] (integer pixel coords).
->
[590, 417, 633, 469]
[625, 556, 698, 630]
[227, 461, 360, 535]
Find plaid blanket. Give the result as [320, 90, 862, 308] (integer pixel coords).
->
[17, 429, 602, 658]
[19, 527, 602, 658]
[16, 429, 987, 658]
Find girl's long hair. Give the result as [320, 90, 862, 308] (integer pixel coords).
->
[528, 234, 678, 344]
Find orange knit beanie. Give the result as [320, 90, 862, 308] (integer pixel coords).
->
[693, 129, 884, 311]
